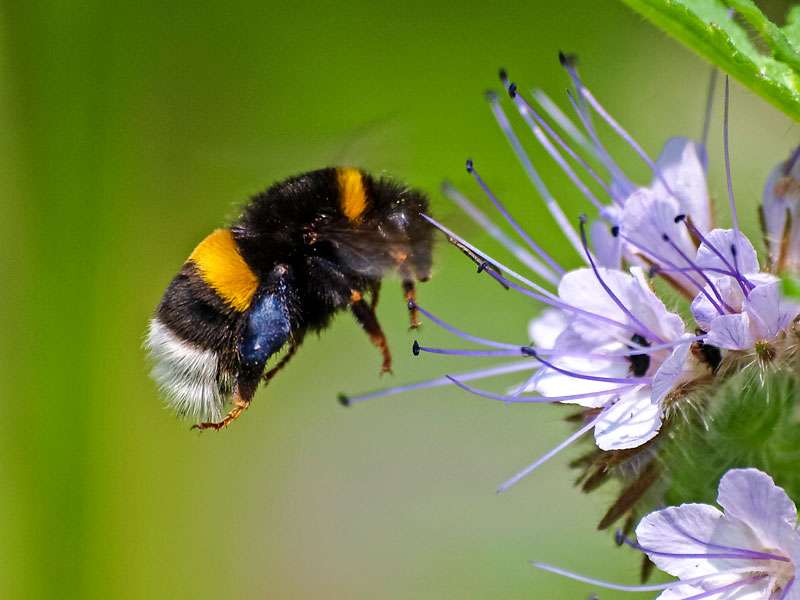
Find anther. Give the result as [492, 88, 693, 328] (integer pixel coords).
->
[337, 393, 351, 407]
[477, 261, 489, 274]
[558, 51, 577, 67]
[520, 346, 537, 357]
[412, 340, 421, 356]
[674, 214, 686, 223]
[484, 90, 498, 102]
[498, 68, 508, 83]
[610, 225, 620, 237]
[466, 158, 474, 173]
[627, 334, 651, 378]
[661, 233, 670, 242]
[614, 530, 625, 546]
[508, 83, 518, 98]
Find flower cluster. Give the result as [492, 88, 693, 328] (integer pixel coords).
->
[341, 54, 800, 598]
[346, 58, 800, 491]
[537, 468, 800, 599]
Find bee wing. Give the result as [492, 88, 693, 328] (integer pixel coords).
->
[314, 226, 434, 279]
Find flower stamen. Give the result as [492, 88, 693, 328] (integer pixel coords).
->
[467, 159, 566, 278]
[522, 347, 654, 384]
[442, 181, 561, 282]
[446, 375, 632, 405]
[485, 93, 587, 260]
[339, 361, 536, 406]
[580, 216, 667, 344]
[497, 408, 606, 493]
[530, 561, 758, 594]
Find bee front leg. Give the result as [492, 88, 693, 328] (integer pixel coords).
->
[401, 278, 420, 329]
[350, 290, 392, 375]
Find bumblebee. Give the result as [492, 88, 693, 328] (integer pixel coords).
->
[146, 167, 432, 430]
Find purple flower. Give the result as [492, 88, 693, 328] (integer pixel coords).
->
[532, 468, 800, 599]
[342, 59, 797, 495]
[531, 266, 690, 452]
[690, 229, 800, 351]
[762, 147, 800, 273]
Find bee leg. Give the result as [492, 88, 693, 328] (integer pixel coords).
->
[402, 278, 420, 329]
[262, 333, 305, 382]
[350, 290, 392, 375]
[192, 386, 252, 431]
[369, 280, 381, 311]
[193, 264, 294, 431]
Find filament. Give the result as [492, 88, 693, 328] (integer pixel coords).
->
[468, 160, 565, 276]
[497, 409, 603, 493]
[486, 94, 586, 258]
[341, 361, 536, 405]
[442, 181, 560, 284]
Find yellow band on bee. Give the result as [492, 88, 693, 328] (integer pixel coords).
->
[337, 167, 367, 222]
[189, 229, 259, 312]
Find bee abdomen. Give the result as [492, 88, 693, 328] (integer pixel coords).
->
[146, 317, 233, 421]
[145, 228, 258, 421]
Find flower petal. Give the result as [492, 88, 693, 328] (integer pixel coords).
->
[705, 313, 754, 351]
[695, 229, 760, 275]
[628, 267, 685, 342]
[636, 503, 727, 578]
[651, 137, 711, 233]
[594, 386, 661, 450]
[620, 189, 697, 283]
[557, 268, 634, 344]
[762, 162, 791, 268]
[651, 340, 692, 405]
[533, 367, 625, 407]
[528, 308, 568, 348]
[716, 468, 798, 552]
[657, 580, 768, 600]
[784, 579, 800, 600]
[743, 279, 799, 342]
[691, 276, 745, 329]
[636, 503, 766, 581]
[590, 219, 621, 269]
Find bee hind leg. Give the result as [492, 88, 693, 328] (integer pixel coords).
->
[191, 386, 253, 431]
[350, 290, 392, 375]
[369, 280, 381, 311]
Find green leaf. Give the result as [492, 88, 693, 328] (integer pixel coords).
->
[782, 275, 800, 299]
[620, 0, 800, 122]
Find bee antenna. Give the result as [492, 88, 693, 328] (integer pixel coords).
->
[337, 393, 351, 407]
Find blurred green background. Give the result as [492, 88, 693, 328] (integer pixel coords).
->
[2, 1, 797, 598]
